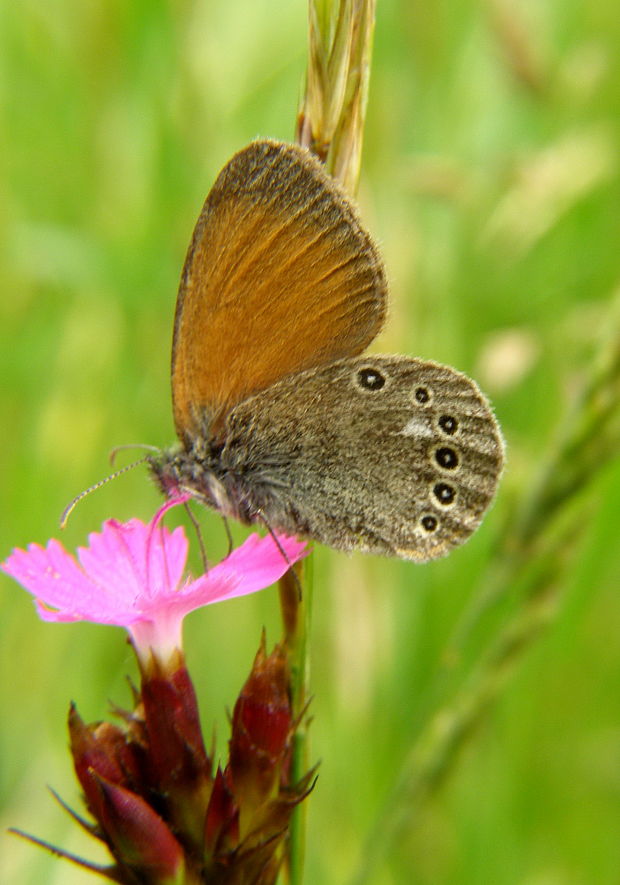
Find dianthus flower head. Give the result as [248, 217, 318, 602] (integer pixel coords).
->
[2, 502, 313, 883]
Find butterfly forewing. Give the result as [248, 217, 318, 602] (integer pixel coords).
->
[172, 140, 387, 439]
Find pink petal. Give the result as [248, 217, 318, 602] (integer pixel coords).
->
[2, 507, 309, 666]
[2, 519, 192, 626]
[188, 534, 309, 605]
[127, 534, 308, 651]
[4, 540, 100, 622]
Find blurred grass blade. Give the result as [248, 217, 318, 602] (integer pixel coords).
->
[514, 285, 620, 551]
[348, 529, 569, 885]
[452, 284, 620, 652]
[350, 285, 620, 884]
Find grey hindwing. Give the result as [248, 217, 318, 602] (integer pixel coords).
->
[222, 355, 504, 561]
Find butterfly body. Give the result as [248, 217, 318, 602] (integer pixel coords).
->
[150, 354, 502, 561]
[150, 139, 504, 561]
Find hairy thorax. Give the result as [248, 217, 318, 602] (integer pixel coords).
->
[147, 417, 305, 537]
[148, 439, 254, 525]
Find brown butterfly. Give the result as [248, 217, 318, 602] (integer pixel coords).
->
[148, 140, 504, 561]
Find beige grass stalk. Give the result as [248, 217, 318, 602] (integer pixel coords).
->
[296, 0, 377, 195]
[279, 3, 377, 883]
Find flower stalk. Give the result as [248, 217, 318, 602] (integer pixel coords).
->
[277, 562, 314, 885]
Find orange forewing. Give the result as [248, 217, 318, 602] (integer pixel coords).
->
[171, 140, 387, 439]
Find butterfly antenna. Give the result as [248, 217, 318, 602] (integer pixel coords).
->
[183, 500, 210, 572]
[60, 457, 148, 528]
[222, 516, 234, 557]
[109, 443, 160, 466]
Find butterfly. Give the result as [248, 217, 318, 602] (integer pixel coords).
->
[148, 140, 504, 561]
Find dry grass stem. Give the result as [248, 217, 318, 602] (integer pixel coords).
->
[297, 0, 376, 194]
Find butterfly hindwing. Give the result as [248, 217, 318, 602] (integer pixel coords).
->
[220, 356, 504, 560]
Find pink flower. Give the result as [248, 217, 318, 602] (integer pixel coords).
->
[2, 500, 307, 665]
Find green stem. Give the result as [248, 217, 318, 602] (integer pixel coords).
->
[278, 556, 314, 885]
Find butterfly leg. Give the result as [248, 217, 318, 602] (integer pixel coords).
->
[183, 500, 210, 572]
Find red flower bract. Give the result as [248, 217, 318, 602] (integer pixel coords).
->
[65, 641, 314, 884]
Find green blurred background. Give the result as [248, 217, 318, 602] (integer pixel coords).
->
[1, 1, 619, 882]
